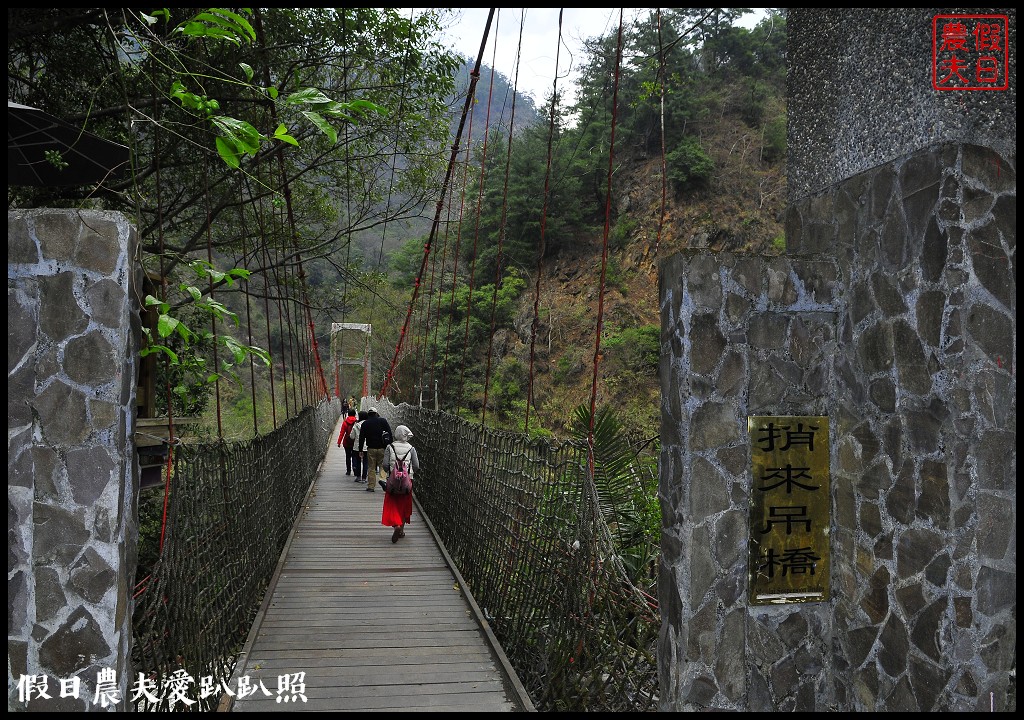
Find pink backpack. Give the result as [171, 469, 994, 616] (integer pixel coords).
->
[387, 445, 413, 495]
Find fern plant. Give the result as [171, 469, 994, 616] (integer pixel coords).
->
[570, 403, 660, 590]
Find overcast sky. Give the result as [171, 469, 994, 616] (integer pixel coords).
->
[424, 8, 767, 109]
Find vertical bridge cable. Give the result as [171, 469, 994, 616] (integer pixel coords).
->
[588, 10, 625, 468]
[380, 9, 496, 399]
[525, 9, 564, 433]
[254, 8, 329, 409]
[151, 95, 176, 558]
[439, 76, 478, 407]
[337, 8, 353, 400]
[369, 8, 418, 399]
[251, 166, 279, 429]
[481, 9, 525, 427]
[412, 193, 441, 402]
[456, 9, 502, 411]
[237, 188, 259, 436]
[202, 162, 225, 440]
[426, 174, 458, 407]
[246, 165, 279, 429]
[270, 165, 295, 417]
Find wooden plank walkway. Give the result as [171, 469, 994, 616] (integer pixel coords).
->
[224, 424, 534, 712]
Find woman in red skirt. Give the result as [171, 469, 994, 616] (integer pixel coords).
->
[381, 425, 419, 542]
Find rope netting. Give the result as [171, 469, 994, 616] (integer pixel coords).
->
[374, 397, 659, 712]
[131, 398, 340, 712]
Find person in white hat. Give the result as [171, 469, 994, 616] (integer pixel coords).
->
[381, 425, 419, 542]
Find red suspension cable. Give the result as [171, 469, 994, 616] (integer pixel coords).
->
[380, 9, 496, 398]
[524, 10, 564, 433]
[439, 77, 478, 405]
[456, 11, 501, 409]
[588, 10, 625, 455]
[481, 9, 525, 427]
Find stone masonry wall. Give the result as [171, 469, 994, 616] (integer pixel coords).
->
[791, 142, 1015, 712]
[8, 210, 141, 711]
[658, 250, 842, 711]
[657, 141, 1015, 711]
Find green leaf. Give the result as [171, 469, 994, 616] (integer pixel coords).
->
[239, 62, 254, 82]
[273, 124, 299, 147]
[173, 319, 194, 343]
[144, 295, 168, 312]
[176, 10, 256, 46]
[285, 87, 333, 106]
[141, 344, 178, 363]
[157, 314, 179, 338]
[215, 137, 240, 169]
[301, 111, 337, 145]
[211, 116, 263, 154]
[203, 9, 256, 42]
[203, 298, 239, 325]
[346, 99, 386, 117]
[223, 336, 247, 364]
[184, 285, 202, 302]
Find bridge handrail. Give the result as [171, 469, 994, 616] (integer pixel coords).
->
[130, 397, 341, 711]
[373, 397, 659, 712]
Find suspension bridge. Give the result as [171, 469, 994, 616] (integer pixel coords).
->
[130, 393, 659, 712]
[223, 428, 531, 712]
[125, 9, 663, 712]
[9, 6, 1016, 715]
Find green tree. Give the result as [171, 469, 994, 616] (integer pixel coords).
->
[9, 7, 463, 430]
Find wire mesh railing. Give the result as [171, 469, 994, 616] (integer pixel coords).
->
[130, 393, 657, 712]
[130, 398, 340, 711]
[375, 397, 659, 712]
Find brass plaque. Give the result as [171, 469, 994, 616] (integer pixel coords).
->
[748, 416, 830, 604]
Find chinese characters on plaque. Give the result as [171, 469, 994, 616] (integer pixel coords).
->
[748, 416, 830, 605]
[932, 14, 1009, 91]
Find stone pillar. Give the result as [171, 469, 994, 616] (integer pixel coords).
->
[659, 251, 842, 711]
[659, 7, 1015, 713]
[8, 210, 141, 711]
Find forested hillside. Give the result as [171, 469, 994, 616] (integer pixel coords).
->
[393, 9, 788, 439]
[7, 8, 787, 445]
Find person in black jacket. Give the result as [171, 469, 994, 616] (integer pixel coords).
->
[357, 407, 393, 493]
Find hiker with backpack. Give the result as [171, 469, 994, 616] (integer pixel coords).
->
[336, 408, 358, 477]
[381, 424, 419, 543]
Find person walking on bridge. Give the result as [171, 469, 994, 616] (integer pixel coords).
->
[350, 410, 368, 482]
[381, 424, 419, 542]
[357, 407, 392, 492]
[336, 408, 358, 476]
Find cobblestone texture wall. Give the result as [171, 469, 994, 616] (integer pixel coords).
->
[658, 141, 1015, 711]
[786, 7, 1016, 200]
[8, 210, 141, 711]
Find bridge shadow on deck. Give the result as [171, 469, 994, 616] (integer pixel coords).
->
[225, 422, 533, 712]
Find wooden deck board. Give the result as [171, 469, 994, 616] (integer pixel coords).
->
[226, 427, 532, 712]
